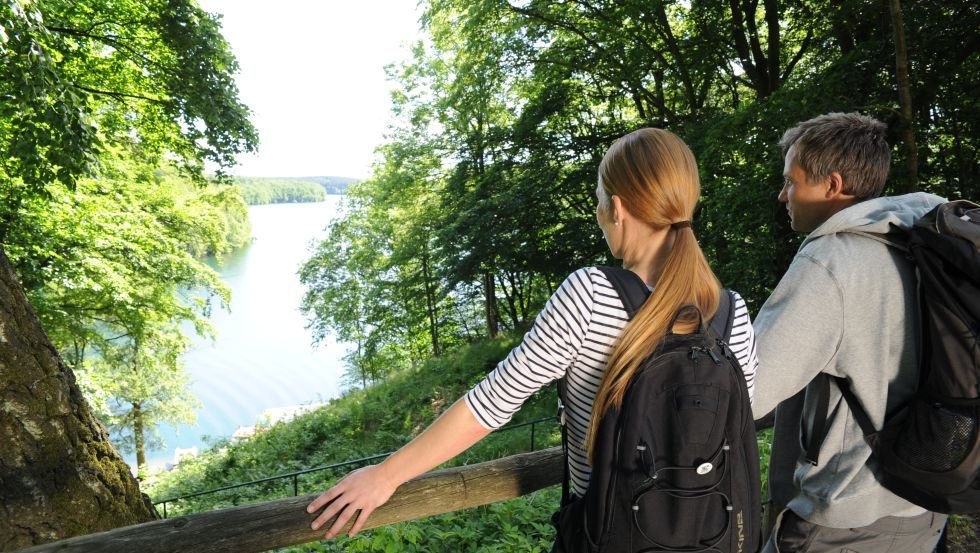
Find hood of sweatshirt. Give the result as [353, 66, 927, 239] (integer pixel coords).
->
[801, 192, 946, 249]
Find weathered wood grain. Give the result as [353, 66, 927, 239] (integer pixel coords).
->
[12, 447, 565, 553]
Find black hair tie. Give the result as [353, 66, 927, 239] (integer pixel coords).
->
[670, 220, 692, 230]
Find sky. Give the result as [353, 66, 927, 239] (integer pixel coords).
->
[196, 0, 423, 180]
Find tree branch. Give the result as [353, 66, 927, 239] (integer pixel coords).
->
[504, 2, 663, 118]
[782, 27, 813, 82]
[70, 83, 167, 105]
[763, 0, 781, 91]
[46, 25, 166, 75]
[728, 0, 760, 91]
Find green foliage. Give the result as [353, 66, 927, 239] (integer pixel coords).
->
[0, 0, 256, 230]
[0, 0, 257, 468]
[299, 148, 481, 386]
[145, 334, 565, 551]
[234, 177, 328, 205]
[143, 333, 780, 552]
[75, 326, 200, 463]
[298, 176, 359, 195]
[3, 148, 252, 465]
[301, 0, 978, 378]
[0, 1, 96, 197]
[144, 335, 557, 510]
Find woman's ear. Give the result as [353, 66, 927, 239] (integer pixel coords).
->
[610, 194, 626, 225]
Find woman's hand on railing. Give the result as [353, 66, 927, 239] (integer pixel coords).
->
[306, 463, 398, 538]
[306, 399, 492, 539]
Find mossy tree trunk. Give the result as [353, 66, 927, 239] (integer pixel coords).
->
[0, 246, 155, 551]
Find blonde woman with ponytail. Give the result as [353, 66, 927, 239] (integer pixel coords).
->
[307, 128, 758, 546]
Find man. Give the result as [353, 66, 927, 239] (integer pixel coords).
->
[752, 113, 947, 552]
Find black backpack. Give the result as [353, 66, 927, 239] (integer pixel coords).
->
[805, 199, 980, 514]
[553, 266, 762, 553]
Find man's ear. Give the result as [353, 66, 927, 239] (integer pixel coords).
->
[825, 172, 852, 200]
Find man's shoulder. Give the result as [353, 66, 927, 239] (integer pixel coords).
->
[797, 229, 894, 265]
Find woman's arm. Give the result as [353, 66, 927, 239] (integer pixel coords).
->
[307, 269, 598, 537]
[306, 398, 491, 537]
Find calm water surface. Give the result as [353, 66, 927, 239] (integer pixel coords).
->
[136, 198, 349, 468]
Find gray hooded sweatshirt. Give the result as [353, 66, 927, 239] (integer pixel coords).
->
[752, 192, 946, 528]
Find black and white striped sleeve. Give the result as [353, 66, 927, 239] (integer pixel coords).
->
[728, 290, 758, 403]
[464, 268, 596, 429]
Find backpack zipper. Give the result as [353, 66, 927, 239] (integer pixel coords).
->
[598, 416, 625, 545]
[690, 345, 721, 364]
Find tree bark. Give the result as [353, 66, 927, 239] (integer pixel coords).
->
[420, 245, 441, 357]
[889, 0, 918, 192]
[133, 402, 146, 470]
[482, 270, 499, 339]
[0, 246, 155, 551]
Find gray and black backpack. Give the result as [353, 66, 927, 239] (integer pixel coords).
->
[806, 199, 980, 514]
[553, 266, 762, 553]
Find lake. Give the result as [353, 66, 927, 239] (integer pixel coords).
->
[136, 198, 350, 468]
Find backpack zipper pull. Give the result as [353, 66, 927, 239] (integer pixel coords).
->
[717, 339, 734, 360]
[637, 442, 656, 478]
[690, 346, 721, 364]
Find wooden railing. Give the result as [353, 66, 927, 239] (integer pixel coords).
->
[13, 447, 564, 553]
[153, 415, 557, 518]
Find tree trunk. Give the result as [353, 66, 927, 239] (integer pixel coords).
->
[482, 270, 499, 339]
[133, 402, 146, 470]
[420, 245, 441, 357]
[889, 0, 918, 192]
[0, 246, 155, 551]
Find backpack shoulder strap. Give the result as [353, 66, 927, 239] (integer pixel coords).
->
[835, 377, 877, 436]
[596, 265, 650, 319]
[596, 266, 735, 339]
[840, 226, 911, 254]
[709, 289, 735, 341]
[558, 266, 650, 505]
[803, 374, 878, 465]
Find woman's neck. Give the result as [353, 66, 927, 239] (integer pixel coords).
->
[620, 226, 674, 287]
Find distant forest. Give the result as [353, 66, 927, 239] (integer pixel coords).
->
[233, 176, 358, 205]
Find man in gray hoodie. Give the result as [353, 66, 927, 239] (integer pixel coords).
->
[753, 113, 948, 552]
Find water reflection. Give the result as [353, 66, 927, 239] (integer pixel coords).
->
[135, 198, 350, 469]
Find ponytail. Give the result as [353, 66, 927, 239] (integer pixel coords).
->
[586, 129, 721, 462]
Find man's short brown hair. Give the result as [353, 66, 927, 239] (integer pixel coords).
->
[779, 113, 891, 199]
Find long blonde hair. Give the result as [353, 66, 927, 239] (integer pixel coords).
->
[587, 128, 721, 460]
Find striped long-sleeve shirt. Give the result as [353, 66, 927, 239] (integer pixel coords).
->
[464, 266, 758, 496]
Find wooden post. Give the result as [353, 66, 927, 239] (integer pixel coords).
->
[11, 447, 564, 553]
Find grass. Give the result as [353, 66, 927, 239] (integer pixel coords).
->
[143, 334, 977, 551]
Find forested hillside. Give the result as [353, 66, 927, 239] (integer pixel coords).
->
[234, 177, 327, 204]
[146, 335, 563, 552]
[231, 176, 358, 205]
[303, 176, 359, 195]
[299, 0, 977, 390]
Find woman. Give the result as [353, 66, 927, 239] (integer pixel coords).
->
[307, 128, 758, 542]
